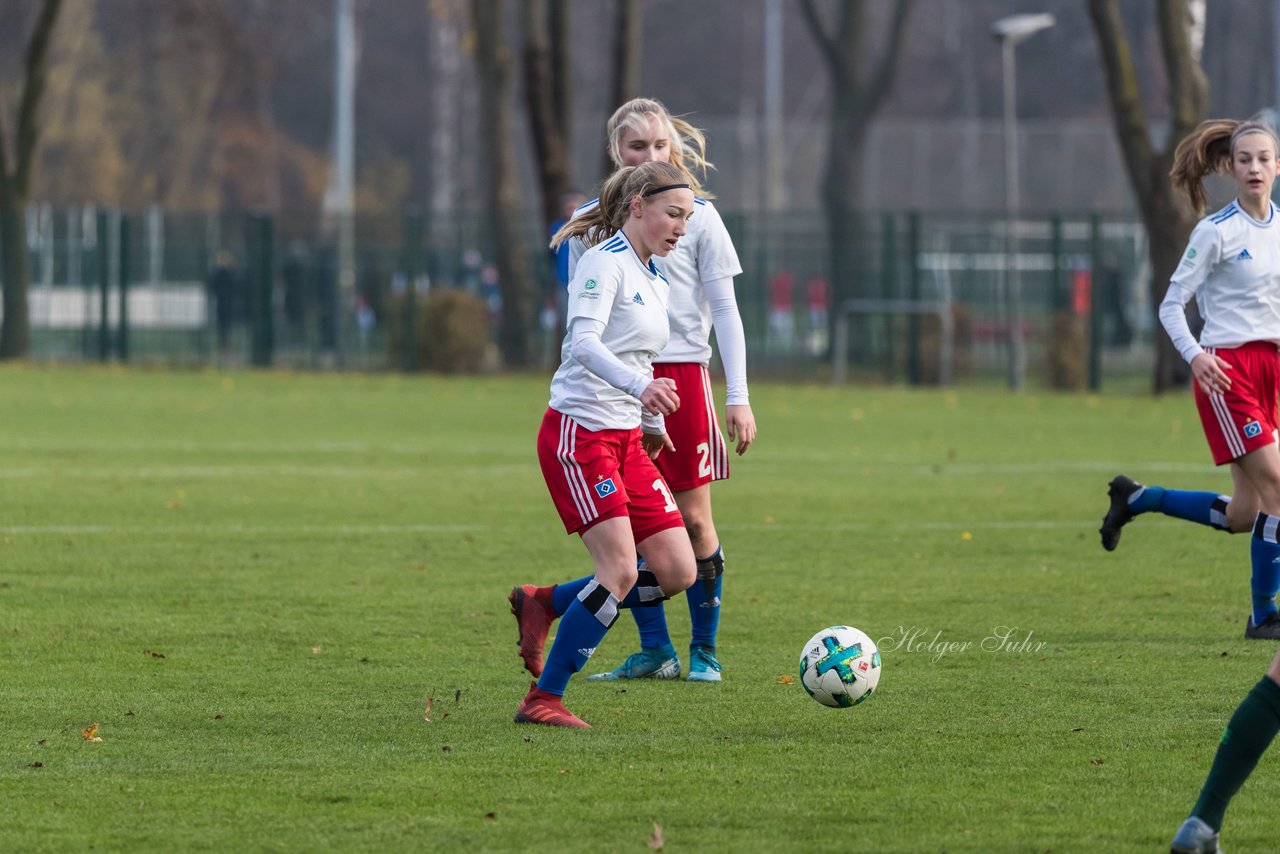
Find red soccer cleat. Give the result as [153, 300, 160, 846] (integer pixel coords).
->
[514, 683, 590, 729]
[509, 584, 554, 677]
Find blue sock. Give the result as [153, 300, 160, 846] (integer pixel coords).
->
[1252, 514, 1280, 626]
[626, 557, 672, 648]
[631, 603, 673, 649]
[552, 577, 592, 616]
[1128, 485, 1164, 513]
[538, 580, 619, 696]
[1148, 488, 1231, 530]
[687, 546, 724, 650]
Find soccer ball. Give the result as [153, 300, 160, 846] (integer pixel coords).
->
[799, 625, 882, 708]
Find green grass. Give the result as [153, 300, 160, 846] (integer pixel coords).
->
[2, 365, 1278, 852]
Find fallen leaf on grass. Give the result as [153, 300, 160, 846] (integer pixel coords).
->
[1090, 758, 1104, 766]
[213, 714, 224, 720]
[311, 647, 322, 654]
[424, 697, 433, 722]
[454, 689, 461, 704]
[441, 745, 451, 753]
[36, 739, 45, 746]
[28, 762, 43, 768]
[143, 649, 166, 659]
[776, 675, 793, 685]
[483, 812, 496, 820]
[81, 723, 99, 741]
[647, 823, 664, 850]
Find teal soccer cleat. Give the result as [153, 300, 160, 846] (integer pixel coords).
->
[587, 644, 681, 680]
[686, 645, 723, 682]
[1170, 816, 1221, 854]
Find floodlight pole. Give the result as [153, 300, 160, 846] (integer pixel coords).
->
[993, 13, 1054, 391]
[333, 0, 357, 365]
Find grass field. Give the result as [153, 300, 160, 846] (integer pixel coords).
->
[3, 364, 1278, 852]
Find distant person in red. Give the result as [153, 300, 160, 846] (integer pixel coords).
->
[806, 275, 830, 355]
[768, 270, 795, 349]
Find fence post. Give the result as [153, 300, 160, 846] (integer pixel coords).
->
[117, 214, 130, 362]
[881, 212, 898, 381]
[1088, 211, 1102, 391]
[907, 211, 921, 385]
[1050, 214, 1064, 310]
[97, 210, 111, 361]
[402, 206, 422, 372]
[250, 214, 275, 367]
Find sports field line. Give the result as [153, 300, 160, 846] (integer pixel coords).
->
[0, 465, 528, 479]
[0, 438, 1220, 476]
[0, 519, 1111, 537]
[0, 461, 1219, 479]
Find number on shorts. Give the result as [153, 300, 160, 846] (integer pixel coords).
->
[653, 479, 678, 513]
[697, 442, 711, 478]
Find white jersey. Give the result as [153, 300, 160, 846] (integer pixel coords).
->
[549, 229, 670, 432]
[1169, 199, 1280, 351]
[569, 196, 743, 365]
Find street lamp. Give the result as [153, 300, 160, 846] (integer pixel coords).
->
[992, 12, 1054, 391]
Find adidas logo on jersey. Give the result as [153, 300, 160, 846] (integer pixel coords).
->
[1239, 248, 1253, 260]
[631, 292, 645, 305]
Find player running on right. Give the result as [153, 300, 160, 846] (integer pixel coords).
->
[1101, 117, 1280, 647]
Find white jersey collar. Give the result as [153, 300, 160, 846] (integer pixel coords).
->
[1232, 198, 1278, 227]
[613, 228, 662, 281]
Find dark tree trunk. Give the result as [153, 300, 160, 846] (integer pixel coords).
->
[0, 0, 62, 360]
[1088, 0, 1208, 392]
[522, 0, 572, 235]
[471, 0, 534, 368]
[798, 0, 914, 361]
[602, 0, 641, 179]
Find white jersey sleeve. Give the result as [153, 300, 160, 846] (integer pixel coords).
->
[1158, 285, 1204, 365]
[565, 197, 600, 282]
[704, 275, 749, 404]
[693, 199, 743, 283]
[1162, 219, 1222, 364]
[566, 249, 622, 327]
[1168, 218, 1222, 297]
[568, 235, 588, 281]
[568, 317, 648, 399]
[656, 198, 745, 366]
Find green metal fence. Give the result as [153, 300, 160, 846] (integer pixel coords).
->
[13, 205, 1154, 388]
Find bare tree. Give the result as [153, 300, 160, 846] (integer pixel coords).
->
[522, 0, 571, 236]
[470, 0, 534, 367]
[1088, 0, 1208, 392]
[0, 0, 61, 359]
[798, 0, 913, 357]
[601, 0, 641, 179]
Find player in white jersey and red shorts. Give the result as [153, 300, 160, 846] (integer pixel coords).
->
[1100, 118, 1280, 854]
[511, 98, 756, 685]
[509, 160, 699, 730]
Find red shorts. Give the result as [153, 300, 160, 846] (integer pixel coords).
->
[537, 408, 686, 542]
[652, 363, 730, 492]
[1194, 342, 1280, 465]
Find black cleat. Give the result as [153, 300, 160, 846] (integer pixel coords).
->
[1245, 613, 1280, 640]
[1099, 475, 1142, 552]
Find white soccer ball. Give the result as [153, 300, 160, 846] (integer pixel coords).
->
[799, 625, 882, 708]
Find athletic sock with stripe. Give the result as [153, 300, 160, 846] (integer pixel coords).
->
[538, 579, 619, 696]
[1251, 513, 1280, 626]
